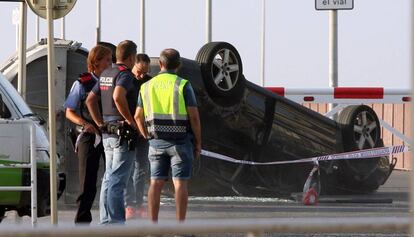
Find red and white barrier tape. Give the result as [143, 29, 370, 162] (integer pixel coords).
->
[265, 87, 411, 104]
[200, 145, 410, 166]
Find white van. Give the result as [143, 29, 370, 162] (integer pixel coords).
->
[0, 74, 65, 221]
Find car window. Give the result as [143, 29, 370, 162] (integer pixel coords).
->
[0, 94, 11, 119]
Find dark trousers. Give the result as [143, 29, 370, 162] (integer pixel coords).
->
[75, 133, 104, 224]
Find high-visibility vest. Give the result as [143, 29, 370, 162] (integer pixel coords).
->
[141, 73, 189, 140]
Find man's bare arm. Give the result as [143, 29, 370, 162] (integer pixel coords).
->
[134, 106, 148, 139]
[187, 106, 201, 158]
[85, 91, 104, 127]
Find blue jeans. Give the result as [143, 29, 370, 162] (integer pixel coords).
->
[125, 139, 149, 208]
[148, 141, 194, 180]
[99, 136, 135, 224]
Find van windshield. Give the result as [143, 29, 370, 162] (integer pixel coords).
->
[0, 76, 32, 116]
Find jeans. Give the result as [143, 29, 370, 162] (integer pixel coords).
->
[125, 139, 149, 208]
[148, 141, 194, 180]
[99, 135, 135, 224]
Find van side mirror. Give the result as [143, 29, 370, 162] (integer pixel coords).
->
[0, 94, 11, 119]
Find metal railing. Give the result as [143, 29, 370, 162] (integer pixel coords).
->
[0, 217, 408, 237]
[0, 119, 37, 226]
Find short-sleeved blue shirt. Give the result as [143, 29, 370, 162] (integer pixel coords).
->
[137, 72, 198, 148]
[64, 74, 99, 112]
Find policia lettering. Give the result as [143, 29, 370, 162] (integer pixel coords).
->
[100, 65, 135, 116]
[99, 65, 137, 150]
[141, 73, 189, 140]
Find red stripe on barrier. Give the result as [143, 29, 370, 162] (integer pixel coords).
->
[402, 97, 411, 102]
[334, 87, 384, 99]
[266, 87, 285, 97]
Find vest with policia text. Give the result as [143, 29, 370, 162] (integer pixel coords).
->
[141, 73, 190, 140]
[99, 65, 130, 117]
[78, 72, 99, 124]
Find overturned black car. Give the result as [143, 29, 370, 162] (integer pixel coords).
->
[150, 42, 394, 197]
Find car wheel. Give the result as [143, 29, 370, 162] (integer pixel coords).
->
[336, 105, 384, 191]
[196, 42, 245, 102]
[339, 105, 381, 151]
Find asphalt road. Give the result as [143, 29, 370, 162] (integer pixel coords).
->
[0, 170, 410, 236]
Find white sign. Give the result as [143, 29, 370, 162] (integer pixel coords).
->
[26, 0, 77, 20]
[315, 0, 354, 10]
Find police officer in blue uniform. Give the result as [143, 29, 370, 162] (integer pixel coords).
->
[86, 40, 138, 224]
[64, 45, 112, 224]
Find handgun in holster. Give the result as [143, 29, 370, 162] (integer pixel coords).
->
[101, 122, 136, 151]
[119, 123, 137, 151]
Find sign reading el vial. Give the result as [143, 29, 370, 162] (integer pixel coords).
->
[315, 0, 354, 10]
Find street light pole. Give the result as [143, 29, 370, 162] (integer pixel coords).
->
[206, 0, 212, 43]
[46, 0, 58, 225]
[260, 0, 266, 87]
[140, 0, 145, 53]
[96, 0, 101, 43]
[17, 2, 27, 100]
[328, 10, 338, 115]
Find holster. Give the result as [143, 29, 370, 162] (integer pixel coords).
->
[101, 122, 137, 151]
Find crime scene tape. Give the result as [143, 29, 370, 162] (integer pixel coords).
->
[200, 145, 410, 166]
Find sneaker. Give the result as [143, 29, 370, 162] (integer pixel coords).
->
[125, 207, 138, 220]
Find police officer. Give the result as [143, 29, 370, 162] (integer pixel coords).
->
[86, 40, 138, 224]
[64, 45, 112, 224]
[134, 48, 201, 223]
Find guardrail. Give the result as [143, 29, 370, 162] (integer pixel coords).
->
[0, 119, 37, 227]
[0, 217, 408, 236]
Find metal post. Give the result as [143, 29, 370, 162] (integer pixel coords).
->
[47, 0, 58, 225]
[205, 0, 212, 43]
[13, 7, 19, 50]
[328, 10, 338, 116]
[17, 2, 27, 100]
[30, 123, 37, 227]
[96, 0, 101, 43]
[61, 17, 65, 39]
[139, 0, 145, 53]
[0, 120, 38, 226]
[260, 0, 266, 87]
[36, 16, 40, 42]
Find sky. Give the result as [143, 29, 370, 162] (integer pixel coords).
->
[0, 0, 411, 89]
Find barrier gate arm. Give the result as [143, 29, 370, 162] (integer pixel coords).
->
[266, 87, 411, 145]
[266, 87, 411, 104]
[0, 119, 37, 227]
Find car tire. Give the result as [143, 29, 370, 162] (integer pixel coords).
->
[338, 105, 381, 151]
[336, 105, 384, 191]
[196, 42, 245, 103]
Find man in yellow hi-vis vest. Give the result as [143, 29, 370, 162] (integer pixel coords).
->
[134, 48, 201, 223]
